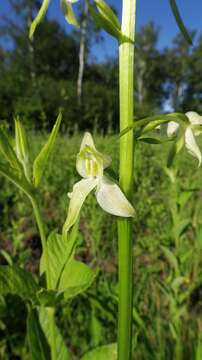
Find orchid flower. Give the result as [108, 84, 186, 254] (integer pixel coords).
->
[167, 111, 202, 166]
[63, 133, 135, 233]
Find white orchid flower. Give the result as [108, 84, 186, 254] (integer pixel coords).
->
[64, 133, 135, 233]
[167, 111, 202, 166]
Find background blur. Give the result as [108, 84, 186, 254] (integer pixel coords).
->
[1, 1, 202, 359]
[1, 0, 202, 133]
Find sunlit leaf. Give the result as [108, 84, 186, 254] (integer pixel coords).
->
[33, 113, 62, 186]
[61, 0, 80, 28]
[88, 2, 122, 41]
[0, 128, 23, 173]
[58, 259, 95, 299]
[40, 229, 78, 289]
[29, 0, 50, 40]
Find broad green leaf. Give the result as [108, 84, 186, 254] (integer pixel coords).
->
[0, 266, 39, 302]
[177, 190, 194, 209]
[80, 343, 117, 360]
[169, 0, 192, 45]
[58, 259, 95, 300]
[88, 3, 122, 42]
[29, 0, 50, 40]
[33, 113, 62, 186]
[27, 308, 51, 360]
[0, 128, 23, 173]
[61, 0, 79, 28]
[40, 230, 78, 289]
[39, 307, 71, 360]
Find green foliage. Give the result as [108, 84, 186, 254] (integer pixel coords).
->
[33, 113, 62, 186]
[81, 343, 117, 360]
[1, 133, 202, 358]
[0, 266, 39, 302]
[27, 308, 51, 360]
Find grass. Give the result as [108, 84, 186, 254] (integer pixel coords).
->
[0, 132, 202, 359]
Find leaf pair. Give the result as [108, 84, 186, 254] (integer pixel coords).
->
[0, 113, 62, 196]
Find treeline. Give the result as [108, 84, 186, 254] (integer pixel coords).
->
[0, 0, 202, 132]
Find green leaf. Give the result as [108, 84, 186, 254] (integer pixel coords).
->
[169, 0, 192, 45]
[0, 162, 32, 197]
[0, 266, 39, 302]
[58, 259, 95, 300]
[167, 135, 184, 168]
[119, 112, 187, 138]
[15, 117, 31, 180]
[88, 2, 122, 42]
[33, 113, 62, 186]
[80, 343, 117, 360]
[138, 136, 173, 145]
[39, 307, 71, 360]
[0, 128, 23, 174]
[95, 0, 120, 30]
[29, 0, 50, 40]
[40, 230, 78, 289]
[61, 0, 80, 28]
[160, 246, 179, 275]
[174, 218, 190, 239]
[27, 308, 51, 360]
[37, 289, 64, 307]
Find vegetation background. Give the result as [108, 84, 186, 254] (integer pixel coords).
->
[1, 1, 202, 359]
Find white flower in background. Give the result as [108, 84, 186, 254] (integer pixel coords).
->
[64, 133, 135, 232]
[167, 111, 202, 166]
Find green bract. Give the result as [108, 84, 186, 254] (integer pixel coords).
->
[63, 132, 135, 234]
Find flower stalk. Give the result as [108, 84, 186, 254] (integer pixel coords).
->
[118, 1, 136, 359]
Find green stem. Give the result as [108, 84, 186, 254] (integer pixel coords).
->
[30, 195, 57, 360]
[118, 1, 136, 360]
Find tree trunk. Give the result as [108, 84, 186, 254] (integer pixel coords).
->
[77, 0, 88, 104]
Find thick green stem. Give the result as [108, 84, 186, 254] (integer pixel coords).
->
[30, 195, 57, 360]
[118, 1, 136, 360]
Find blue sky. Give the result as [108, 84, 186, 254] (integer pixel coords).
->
[1, 0, 202, 61]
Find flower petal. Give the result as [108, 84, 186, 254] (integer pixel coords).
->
[80, 132, 96, 152]
[186, 111, 202, 136]
[63, 178, 98, 233]
[186, 111, 202, 125]
[76, 133, 111, 178]
[185, 128, 202, 166]
[95, 176, 135, 217]
[167, 121, 180, 137]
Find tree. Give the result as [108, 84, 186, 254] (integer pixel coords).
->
[135, 23, 168, 116]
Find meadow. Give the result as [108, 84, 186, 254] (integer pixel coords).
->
[1, 131, 202, 359]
